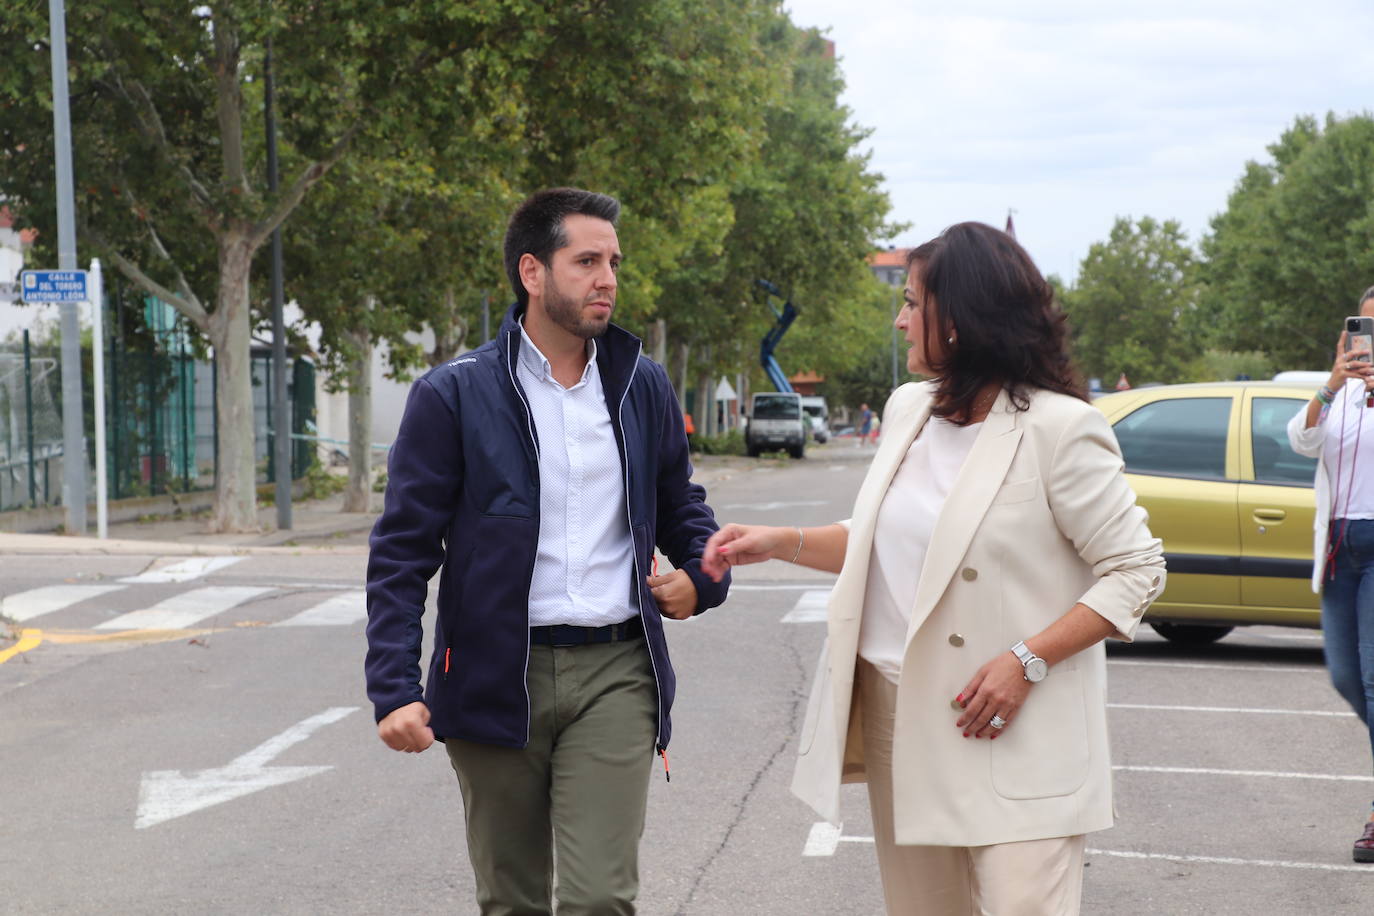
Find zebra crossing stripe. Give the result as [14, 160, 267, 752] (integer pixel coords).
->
[781, 589, 831, 623]
[95, 586, 273, 630]
[1, 584, 127, 623]
[276, 592, 367, 627]
[119, 556, 244, 584]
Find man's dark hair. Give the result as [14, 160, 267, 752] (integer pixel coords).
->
[906, 221, 1086, 423]
[504, 188, 621, 306]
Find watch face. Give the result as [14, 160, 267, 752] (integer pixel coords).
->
[1025, 658, 1048, 682]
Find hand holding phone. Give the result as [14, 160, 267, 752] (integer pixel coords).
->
[1343, 315, 1374, 404]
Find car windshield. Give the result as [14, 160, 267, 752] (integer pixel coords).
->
[803, 405, 825, 418]
[754, 397, 799, 419]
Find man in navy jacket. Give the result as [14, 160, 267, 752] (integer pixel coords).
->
[365, 188, 729, 914]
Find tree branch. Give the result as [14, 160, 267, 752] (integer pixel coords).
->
[250, 119, 364, 246]
[99, 67, 217, 220]
[213, 12, 249, 195]
[87, 230, 210, 332]
[111, 184, 211, 322]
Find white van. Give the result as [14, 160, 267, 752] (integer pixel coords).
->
[799, 395, 829, 443]
[746, 392, 806, 458]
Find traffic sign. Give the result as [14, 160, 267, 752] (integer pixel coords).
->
[19, 269, 88, 303]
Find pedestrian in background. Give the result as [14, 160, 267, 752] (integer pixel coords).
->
[1286, 285, 1374, 863]
[365, 187, 730, 914]
[702, 222, 1165, 915]
[857, 402, 874, 447]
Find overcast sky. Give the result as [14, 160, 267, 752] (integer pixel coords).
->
[783, 0, 1374, 283]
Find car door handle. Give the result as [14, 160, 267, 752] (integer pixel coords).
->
[1253, 508, 1287, 522]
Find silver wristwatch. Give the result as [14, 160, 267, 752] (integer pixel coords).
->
[1011, 641, 1048, 683]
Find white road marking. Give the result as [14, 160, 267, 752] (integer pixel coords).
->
[781, 589, 832, 623]
[95, 586, 273, 630]
[276, 592, 366, 627]
[1108, 702, 1354, 717]
[135, 706, 357, 829]
[119, 556, 244, 584]
[719, 500, 830, 510]
[0, 584, 126, 622]
[803, 822, 874, 856]
[1109, 659, 1320, 674]
[1114, 764, 1373, 782]
[1085, 847, 1374, 874]
[729, 584, 832, 591]
[803, 823, 1374, 873]
[1250, 631, 1324, 642]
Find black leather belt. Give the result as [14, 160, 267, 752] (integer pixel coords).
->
[529, 616, 645, 647]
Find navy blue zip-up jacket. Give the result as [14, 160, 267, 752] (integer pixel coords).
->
[365, 304, 730, 751]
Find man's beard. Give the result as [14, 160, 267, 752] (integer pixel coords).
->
[544, 274, 611, 340]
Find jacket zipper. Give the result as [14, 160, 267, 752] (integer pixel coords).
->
[612, 341, 670, 776]
[506, 327, 541, 746]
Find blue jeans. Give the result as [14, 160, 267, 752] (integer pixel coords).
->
[1322, 518, 1374, 799]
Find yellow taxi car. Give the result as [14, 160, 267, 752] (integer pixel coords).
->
[1093, 380, 1321, 645]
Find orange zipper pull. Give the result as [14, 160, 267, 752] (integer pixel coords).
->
[658, 747, 670, 782]
[444, 647, 451, 678]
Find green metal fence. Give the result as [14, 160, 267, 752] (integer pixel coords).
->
[0, 280, 315, 512]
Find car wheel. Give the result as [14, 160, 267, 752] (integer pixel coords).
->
[1150, 622, 1234, 645]
[790, 445, 805, 459]
[746, 445, 759, 458]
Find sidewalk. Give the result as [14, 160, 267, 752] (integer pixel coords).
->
[0, 455, 749, 557]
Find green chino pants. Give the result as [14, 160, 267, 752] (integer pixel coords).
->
[445, 636, 658, 916]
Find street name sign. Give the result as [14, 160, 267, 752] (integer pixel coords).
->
[19, 269, 88, 303]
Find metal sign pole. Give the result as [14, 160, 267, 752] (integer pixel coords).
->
[48, 0, 88, 534]
[90, 258, 108, 538]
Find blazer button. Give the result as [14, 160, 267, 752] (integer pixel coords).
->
[1150, 575, 1162, 587]
[961, 568, 978, 582]
[1131, 607, 1144, 617]
[948, 633, 965, 647]
[950, 698, 963, 710]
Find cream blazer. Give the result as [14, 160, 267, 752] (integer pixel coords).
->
[791, 382, 1166, 847]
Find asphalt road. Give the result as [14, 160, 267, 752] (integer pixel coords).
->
[2, 441, 1372, 914]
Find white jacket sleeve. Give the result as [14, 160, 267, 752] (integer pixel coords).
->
[1286, 399, 1325, 458]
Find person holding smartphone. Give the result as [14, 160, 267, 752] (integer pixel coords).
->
[1287, 285, 1374, 863]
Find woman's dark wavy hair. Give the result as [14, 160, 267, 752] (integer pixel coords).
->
[906, 222, 1086, 424]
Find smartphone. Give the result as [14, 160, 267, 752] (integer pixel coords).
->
[1347, 316, 1374, 364]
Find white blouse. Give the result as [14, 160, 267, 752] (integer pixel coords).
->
[858, 417, 982, 683]
[1321, 381, 1374, 519]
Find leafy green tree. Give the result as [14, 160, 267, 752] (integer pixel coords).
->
[1060, 216, 1202, 386]
[1201, 112, 1374, 368]
[0, 0, 537, 529]
[656, 15, 897, 405]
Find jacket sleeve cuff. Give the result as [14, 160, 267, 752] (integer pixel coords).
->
[680, 559, 730, 614]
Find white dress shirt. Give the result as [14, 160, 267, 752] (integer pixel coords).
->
[858, 417, 982, 683]
[516, 321, 637, 627]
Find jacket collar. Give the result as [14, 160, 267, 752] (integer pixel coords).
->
[499, 302, 642, 400]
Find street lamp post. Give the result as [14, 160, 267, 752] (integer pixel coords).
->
[48, 0, 88, 534]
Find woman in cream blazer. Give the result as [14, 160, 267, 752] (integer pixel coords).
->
[703, 223, 1165, 915]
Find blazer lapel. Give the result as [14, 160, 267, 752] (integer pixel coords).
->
[904, 390, 1024, 644]
[832, 386, 933, 623]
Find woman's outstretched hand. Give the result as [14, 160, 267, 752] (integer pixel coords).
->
[701, 524, 790, 582]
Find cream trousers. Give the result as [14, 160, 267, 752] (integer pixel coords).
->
[857, 659, 1086, 916]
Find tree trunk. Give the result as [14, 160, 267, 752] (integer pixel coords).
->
[342, 303, 373, 512]
[673, 341, 691, 409]
[647, 318, 667, 366]
[208, 235, 259, 532]
[429, 287, 468, 366]
[695, 357, 714, 439]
